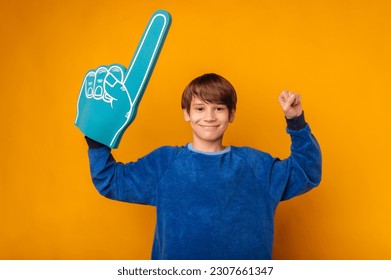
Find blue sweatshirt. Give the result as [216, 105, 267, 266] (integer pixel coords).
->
[86, 120, 322, 259]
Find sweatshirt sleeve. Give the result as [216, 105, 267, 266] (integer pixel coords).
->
[86, 146, 176, 206]
[268, 120, 322, 201]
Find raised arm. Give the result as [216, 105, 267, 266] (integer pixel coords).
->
[84, 137, 162, 206]
[268, 91, 322, 201]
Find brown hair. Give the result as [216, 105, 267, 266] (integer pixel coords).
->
[181, 73, 237, 114]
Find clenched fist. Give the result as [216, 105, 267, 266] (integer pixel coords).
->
[278, 90, 303, 119]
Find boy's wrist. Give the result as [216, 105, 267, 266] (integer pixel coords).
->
[285, 112, 307, 130]
[85, 136, 108, 149]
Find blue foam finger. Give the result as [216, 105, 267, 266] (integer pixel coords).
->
[75, 10, 172, 148]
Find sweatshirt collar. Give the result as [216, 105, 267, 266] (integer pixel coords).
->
[187, 143, 231, 155]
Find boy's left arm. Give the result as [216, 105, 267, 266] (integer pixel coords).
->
[274, 91, 322, 200]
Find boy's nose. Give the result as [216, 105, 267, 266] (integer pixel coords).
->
[204, 109, 216, 121]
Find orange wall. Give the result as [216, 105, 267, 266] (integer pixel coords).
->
[1, 0, 391, 259]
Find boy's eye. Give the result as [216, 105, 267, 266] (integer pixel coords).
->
[215, 107, 225, 111]
[194, 107, 204, 111]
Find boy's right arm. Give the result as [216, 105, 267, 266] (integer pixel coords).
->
[84, 137, 159, 206]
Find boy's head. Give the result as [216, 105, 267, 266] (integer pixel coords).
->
[181, 73, 237, 117]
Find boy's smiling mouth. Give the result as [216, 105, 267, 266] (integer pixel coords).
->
[199, 124, 219, 128]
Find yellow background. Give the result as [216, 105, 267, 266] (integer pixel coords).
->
[1, 0, 390, 259]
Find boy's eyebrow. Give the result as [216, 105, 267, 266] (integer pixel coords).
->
[192, 102, 227, 107]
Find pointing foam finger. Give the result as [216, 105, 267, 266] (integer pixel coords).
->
[124, 10, 171, 102]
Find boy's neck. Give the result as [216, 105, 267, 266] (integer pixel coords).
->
[191, 139, 226, 153]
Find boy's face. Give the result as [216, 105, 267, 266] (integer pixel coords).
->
[183, 97, 235, 146]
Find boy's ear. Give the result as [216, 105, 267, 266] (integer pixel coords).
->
[183, 109, 190, 122]
[229, 110, 236, 123]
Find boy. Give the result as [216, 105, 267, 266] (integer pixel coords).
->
[85, 73, 322, 260]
